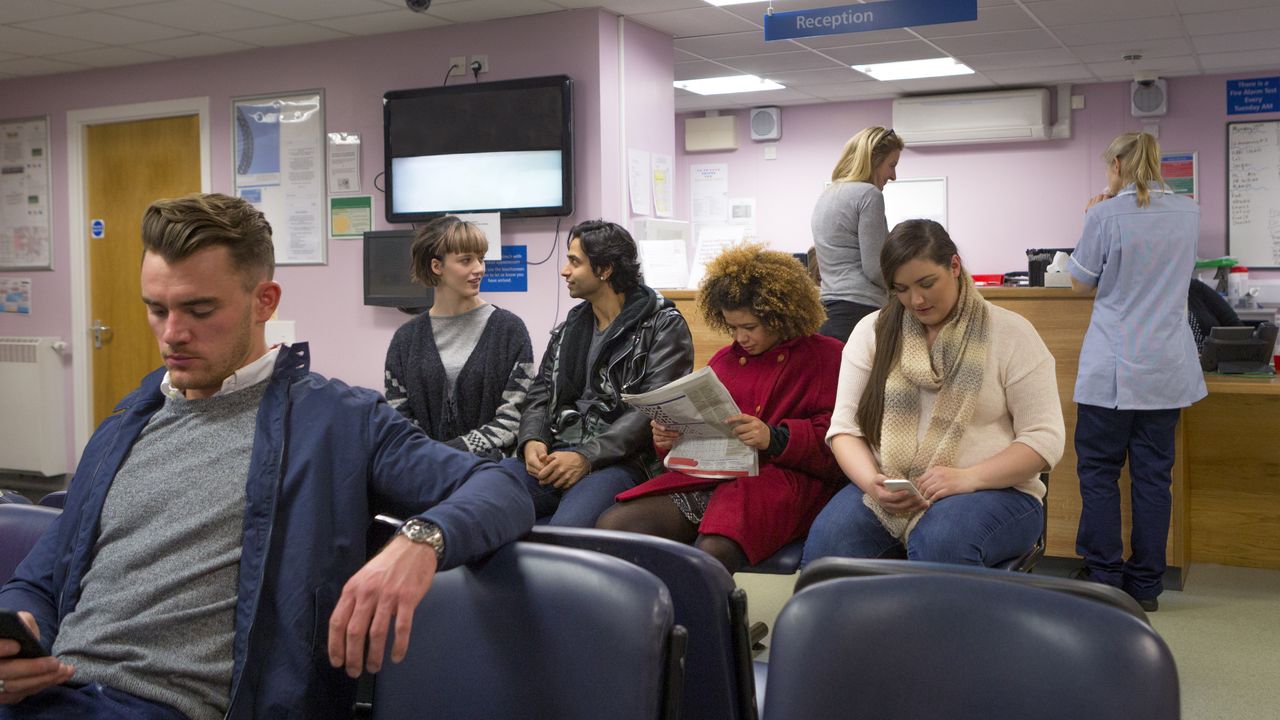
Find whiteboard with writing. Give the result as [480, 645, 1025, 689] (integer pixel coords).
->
[1228, 120, 1280, 268]
[882, 176, 947, 233]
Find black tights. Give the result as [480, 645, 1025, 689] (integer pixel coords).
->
[597, 496, 748, 574]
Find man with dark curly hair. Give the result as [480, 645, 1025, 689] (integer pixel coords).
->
[598, 244, 845, 572]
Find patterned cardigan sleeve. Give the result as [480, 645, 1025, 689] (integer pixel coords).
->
[455, 316, 535, 457]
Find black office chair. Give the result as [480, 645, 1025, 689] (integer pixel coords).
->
[0, 503, 61, 583]
[371, 541, 686, 720]
[762, 574, 1178, 720]
[796, 556, 1149, 624]
[527, 526, 758, 720]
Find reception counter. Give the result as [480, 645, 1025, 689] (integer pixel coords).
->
[664, 287, 1280, 583]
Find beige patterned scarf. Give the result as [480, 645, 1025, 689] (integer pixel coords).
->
[863, 270, 990, 540]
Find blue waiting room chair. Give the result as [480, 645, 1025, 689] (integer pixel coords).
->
[371, 541, 686, 720]
[0, 503, 61, 584]
[761, 573, 1178, 720]
[527, 526, 758, 720]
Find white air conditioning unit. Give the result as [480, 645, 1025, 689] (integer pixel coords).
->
[892, 88, 1051, 146]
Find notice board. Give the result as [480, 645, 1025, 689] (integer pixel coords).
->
[1228, 120, 1280, 268]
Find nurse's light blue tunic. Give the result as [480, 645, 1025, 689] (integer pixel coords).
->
[1069, 184, 1207, 410]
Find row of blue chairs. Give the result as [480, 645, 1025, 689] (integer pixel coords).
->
[2, 498, 1175, 720]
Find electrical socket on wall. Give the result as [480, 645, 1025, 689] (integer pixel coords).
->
[449, 56, 466, 77]
[470, 55, 489, 74]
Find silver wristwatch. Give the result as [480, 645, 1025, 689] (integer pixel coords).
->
[396, 519, 445, 562]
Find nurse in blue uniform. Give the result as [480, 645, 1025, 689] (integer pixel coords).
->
[1068, 131, 1206, 612]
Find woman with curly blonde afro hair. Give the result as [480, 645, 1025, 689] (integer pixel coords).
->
[599, 244, 846, 572]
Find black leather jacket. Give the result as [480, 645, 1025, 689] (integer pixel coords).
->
[518, 285, 694, 478]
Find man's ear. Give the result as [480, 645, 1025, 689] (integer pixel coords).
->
[254, 281, 282, 322]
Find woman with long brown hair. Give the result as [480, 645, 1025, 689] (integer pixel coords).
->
[802, 220, 1064, 566]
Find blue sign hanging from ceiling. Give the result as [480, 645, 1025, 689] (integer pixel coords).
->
[764, 0, 977, 42]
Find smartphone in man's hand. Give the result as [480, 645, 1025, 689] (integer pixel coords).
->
[0, 609, 48, 658]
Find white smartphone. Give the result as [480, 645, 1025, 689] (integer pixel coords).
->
[883, 478, 921, 496]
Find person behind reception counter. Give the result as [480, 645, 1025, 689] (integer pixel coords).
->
[802, 220, 1064, 568]
[1068, 131, 1206, 613]
[812, 126, 904, 341]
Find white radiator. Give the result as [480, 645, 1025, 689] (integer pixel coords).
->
[0, 336, 67, 476]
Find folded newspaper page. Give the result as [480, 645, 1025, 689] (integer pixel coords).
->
[621, 366, 759, 479]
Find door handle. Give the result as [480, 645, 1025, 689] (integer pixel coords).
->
[91, 319, 113, 349]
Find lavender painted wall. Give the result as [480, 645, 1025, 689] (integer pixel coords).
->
[675, 72, 1280, 279]
[0, 8, 676, 469]
[621, 18, 677, 225]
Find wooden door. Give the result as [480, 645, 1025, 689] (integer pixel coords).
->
[87, 115, 201, 426]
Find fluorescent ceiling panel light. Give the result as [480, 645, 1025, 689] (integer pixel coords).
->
[674, 75, 785, 95]
[853, 57, 975, 81]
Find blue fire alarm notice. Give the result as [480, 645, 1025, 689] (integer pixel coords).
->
[1228, 77, 1280, 115]
[764, 0, 977, 42]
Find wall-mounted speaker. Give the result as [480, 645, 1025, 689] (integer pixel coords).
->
[749, 106, 781, 141]
[1131, 79, 1167, 117]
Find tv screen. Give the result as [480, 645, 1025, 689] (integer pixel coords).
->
[384, 75, 573, 222]
[363, 230, 434, 311]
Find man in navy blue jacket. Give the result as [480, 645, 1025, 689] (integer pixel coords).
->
[0, 193, 534, 720]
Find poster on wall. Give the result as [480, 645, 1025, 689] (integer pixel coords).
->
[0, 277, 31, 314]
[232, 91, 326, 265]
[0, 116, 52, 271]
[1160, 151, 1197, 200]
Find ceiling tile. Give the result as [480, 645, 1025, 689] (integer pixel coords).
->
[722, 0, 844, 24]
[132, 34, 258, 58]
[0, 25, 104, 55]
[675, 31, 778, 60]
[218, 0, 406, 22]
[15, 11, 189, 44]
[931, 29, 1061, 56]
[984, 64, 1096, 84]
[765, 67, 873, 87]
[418, 0, 562, 24]
[716, 50, 844, 75]
[51, 45, 170, 68]
[1071, 36, 1192, 64]
[960, 47, 1082, 71]
[110, 1, 292, 33]
[1052, 16, 1187, 46]
[217, 22, 349, 47]
[914, 5, 1040, 38]
[1183, 6, 1280, 36]
[312, 9, 450, 34]
[822, 40, 945, 66]
[803, 80, 902, 101]
[1174, 0, 1279, 12]
[593, 0, 707, 12]
[891, 75, 998, 94]
[1086, 54, 1200, 78]
[627, 7, 760, 38]
[1192, 30, 1280, 55]
[791, 28, 914, 49]
[1197, 47, 1280, 71]
[46, 0, 154, 8]
[0, 56, 88, 77]
[674, 59, 738, 81]
[0, 52, 20, 63]
[0, 0, 78, 24]
[1023, 0, 1180, 26]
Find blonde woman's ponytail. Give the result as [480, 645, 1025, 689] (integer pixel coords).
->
[1104, 132, 1166, 208]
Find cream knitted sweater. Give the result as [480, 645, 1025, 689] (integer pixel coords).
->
[828, 303, 1065, 500]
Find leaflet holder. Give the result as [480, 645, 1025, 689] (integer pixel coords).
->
[1199, 322, 1278, 374]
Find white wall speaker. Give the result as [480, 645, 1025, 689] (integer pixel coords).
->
[749, 106, 781, 141]
[1131, 79, 1167, 118]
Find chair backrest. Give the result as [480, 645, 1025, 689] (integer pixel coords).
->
[797, 556, 1149, 624]
[763, 575, 1178, 720]
[0, 503, 61, 584]
[372, 541, 685, 720]
[0, 489, 33, 505]
[527, 526, 757, 720]
[37, 491, 67, 509]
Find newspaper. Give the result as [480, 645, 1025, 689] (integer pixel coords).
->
[621, 366, 759, 479]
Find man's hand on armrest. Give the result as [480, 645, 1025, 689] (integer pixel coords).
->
[327, 536, 438, 678]
[0, 612, 74, 705]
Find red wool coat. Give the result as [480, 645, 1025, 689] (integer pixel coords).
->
[616, 333, 845, 563]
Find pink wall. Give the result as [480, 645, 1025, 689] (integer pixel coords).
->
[675, 72, 1280, 278]
[0, 8, 677, 470]
[622, 18, 677, 226]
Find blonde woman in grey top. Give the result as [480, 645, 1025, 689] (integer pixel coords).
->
[812, 126, 904, 341]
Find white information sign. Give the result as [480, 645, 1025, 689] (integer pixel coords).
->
[0, 116, 52, 270]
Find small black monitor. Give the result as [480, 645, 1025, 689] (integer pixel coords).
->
[363, 230, 433, 312]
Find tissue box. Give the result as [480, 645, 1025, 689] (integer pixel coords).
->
[1044, 270, 1072, 287]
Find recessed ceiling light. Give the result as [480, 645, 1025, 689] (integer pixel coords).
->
[853, 57, 975, 81]
[674, 75, 786, 95]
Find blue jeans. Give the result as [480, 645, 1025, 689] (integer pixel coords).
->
[500, 456, 644, 527]
[801, 483, 1043, 567]
[0, 683, 186, 719]
[1074, 403, 1180, 601]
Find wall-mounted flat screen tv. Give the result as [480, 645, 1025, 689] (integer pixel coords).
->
[364, 230, 433, 311]
[384, 75, 574, 223]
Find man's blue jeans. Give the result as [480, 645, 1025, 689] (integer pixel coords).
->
[500, 456, 644, 527]
[801, 483, 1043, 567]
[0, 683, 186, 720]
